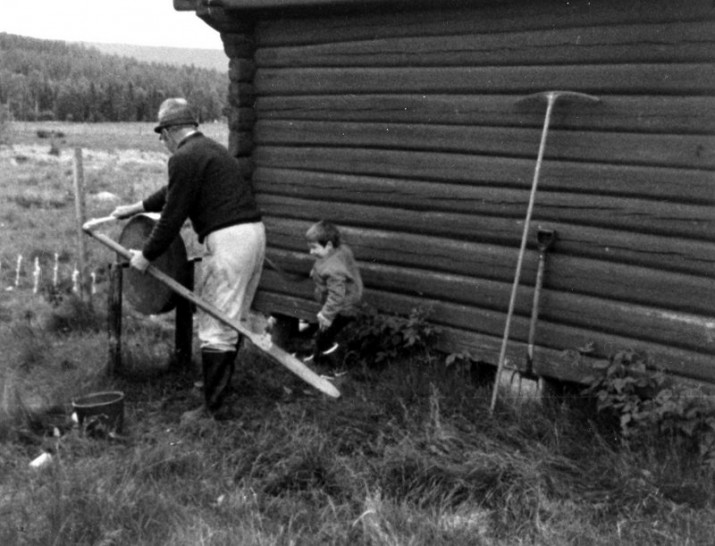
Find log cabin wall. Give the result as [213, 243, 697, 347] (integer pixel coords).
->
[200, 0, 714, 386]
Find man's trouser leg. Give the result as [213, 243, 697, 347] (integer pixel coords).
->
[193, 222, 265, 418]
[202, 348, 237, 414]
[197, 222, 266, 351]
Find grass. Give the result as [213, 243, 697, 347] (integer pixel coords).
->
[2, 336, 713, 545]
[8, 120, 230, 153]
[0, 121, 713, 545]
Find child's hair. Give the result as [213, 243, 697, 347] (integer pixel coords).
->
[306, 220, 341, 247]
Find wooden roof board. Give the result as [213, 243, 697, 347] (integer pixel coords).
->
[174, 0, 479, 12]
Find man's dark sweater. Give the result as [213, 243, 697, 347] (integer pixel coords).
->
[141, 132, 261, 261]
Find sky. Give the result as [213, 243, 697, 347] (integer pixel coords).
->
[2, 1, 222, 49]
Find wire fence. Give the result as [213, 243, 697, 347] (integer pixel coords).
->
[2, 253, 98, 296]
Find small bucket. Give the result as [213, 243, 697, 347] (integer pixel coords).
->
[72, 391, 125, 434]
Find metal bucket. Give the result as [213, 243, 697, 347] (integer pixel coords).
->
[118, 213, 189, 314]
[72, 391, 125, 434]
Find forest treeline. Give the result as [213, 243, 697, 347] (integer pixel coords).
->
[0, 33, 228, 123]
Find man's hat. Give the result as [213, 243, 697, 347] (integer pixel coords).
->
[154, 98, 198, 133]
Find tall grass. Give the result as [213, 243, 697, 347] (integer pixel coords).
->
[2, 352, 713, 545]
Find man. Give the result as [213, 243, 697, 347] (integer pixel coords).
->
[112, 98, 266, 420]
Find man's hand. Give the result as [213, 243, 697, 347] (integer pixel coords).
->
[317, 312, 332, 331]
[111, 202, 144, 219]
[129, 249, 150, 272]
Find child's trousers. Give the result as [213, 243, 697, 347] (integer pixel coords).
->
[313, 314, 353, 364]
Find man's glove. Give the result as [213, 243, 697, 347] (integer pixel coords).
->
[129, 249, 150, 272]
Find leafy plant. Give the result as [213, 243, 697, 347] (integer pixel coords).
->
[445, 349, 473, 368]
[651, 386, 715, 469]
[583, 349, 665, 435]
[584, 349, 715, 468]
[344, 305, 440, 369]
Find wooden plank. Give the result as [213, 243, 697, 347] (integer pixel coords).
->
[257, 197, 715, 315]
[253, 283, 715, 383]
[254, 64, 715, 95]
[252, 149, 715, 205]
[257, 0, 715, 46]
[256, 21, 715, 67]
[254, 120, 715, 169]
[263, 220, 526, 279]
[256, 95, 715, 135]
[437, 324, 576, 377]
[263, 215, 715, 278]
[436, 325, 715, 392]
[202, 0, 402, 9]
[363, 264, 715, 354]
[255, 168, 715, 240]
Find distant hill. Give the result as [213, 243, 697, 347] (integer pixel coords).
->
[83, 42, 227, 72]
[0, 33, 228, 122]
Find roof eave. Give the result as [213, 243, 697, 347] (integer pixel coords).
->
[175, 0, 425, 10]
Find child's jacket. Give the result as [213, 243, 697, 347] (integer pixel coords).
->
[310, 244, 363, 324]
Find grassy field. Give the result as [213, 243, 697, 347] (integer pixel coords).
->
[0, 122, 714, 545]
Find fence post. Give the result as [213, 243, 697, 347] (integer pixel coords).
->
[15, 254, 22, 288]
[107, 262, 123, 375]
[72, 147, 91, 302]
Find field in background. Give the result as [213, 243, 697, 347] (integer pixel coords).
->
[9, 120, 230, 151]
[1, 121, 227, 282]
[0, 121, 196, 406]
[0, 122, 714, 545]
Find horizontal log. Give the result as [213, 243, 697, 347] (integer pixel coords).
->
[255, 94, 715, 135]
[252, 147, 715, 205]
[228, 131, 254, 155]
[255, 167, 715, 240]
[227, 82, 256, 107]
[257, 0, 715, 46]
[253, 287, 715, 389]
[253, 282, 715, 383]
[205, 0, 385, 10]
[257, 197, 715, 315]
[228, 58, 256, 82]
[437, 324, 690, 390]
[440, 327, 715, 392]
[377, 268, 715, 355]
[252, 288, 678, 389]
[253, 288, 535, 366]
[256, 21, 715, 67]
[263, 214, 715, 278]
[254, 121, 715, 173]
[436, 324, 583, 380]
[235, 157, 255, 177]
[262, 249, 715, 354]
[227, 107, 256, 131]
[254, 64, 715, 96]
[221, 31, 256, 59]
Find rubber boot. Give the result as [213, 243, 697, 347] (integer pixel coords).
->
[181, 349, 235, 423]
[203, 349, 237, 418]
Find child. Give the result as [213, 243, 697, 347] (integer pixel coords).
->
[304, 221, 363, 369]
